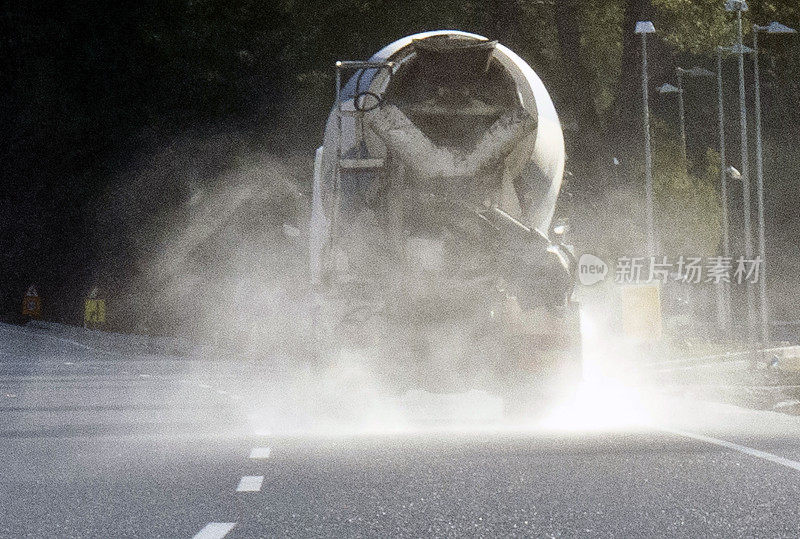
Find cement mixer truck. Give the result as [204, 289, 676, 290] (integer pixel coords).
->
[310, 31, 581, 414]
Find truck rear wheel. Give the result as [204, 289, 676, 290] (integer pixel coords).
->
[496, 304, 582, 420]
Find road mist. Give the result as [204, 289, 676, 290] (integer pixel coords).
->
[94, 139, 505, 436]
[94, 137, 774, 439]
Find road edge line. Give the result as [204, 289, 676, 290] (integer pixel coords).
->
[662, 427, 800, 472]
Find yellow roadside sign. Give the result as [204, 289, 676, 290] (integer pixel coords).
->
[22, 284, 42, 318]
[84, 298, 106, 325]
[619, 283, 662, 342]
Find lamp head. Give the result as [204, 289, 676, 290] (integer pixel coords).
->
[657, 83, 681, 94]
[724, 0, 748, 12]
[765, 21, 797, 34]
[635, 21, 656, 34]
[685, 66, 714, 77]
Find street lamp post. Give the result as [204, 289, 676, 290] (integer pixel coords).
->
[676, 68, 687, 161]
[660, 64, 724, 332]
[636, 21, 657, 257]
[658, 82, 686, 133]
[752, 21, 797, 347]
[716, 47, 733, 331]
[657, 82, 683, 156]
[659, 67, 714, 166]
[725, 0, 757, 351]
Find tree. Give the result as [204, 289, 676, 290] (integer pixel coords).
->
[554, 0, 611, 192]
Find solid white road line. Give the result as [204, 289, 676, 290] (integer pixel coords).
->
[236, 475, 264, 492]
[665, 428, 800, 472]
[2, 324, 123, 357]
[192, 522, 236, 539]
[249, 447, 271, 459]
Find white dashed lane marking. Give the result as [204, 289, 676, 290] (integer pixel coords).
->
[192, 522, 236, 539]
[249, 447, 271, 459]
[236, 475, 264, 492]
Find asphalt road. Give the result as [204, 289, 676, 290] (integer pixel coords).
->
[4, 322, 800, 538]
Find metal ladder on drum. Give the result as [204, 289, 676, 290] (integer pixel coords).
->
[327, 60, 395, 269]
[311, 60, 397, 358]
[332, 60, 393, 196]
